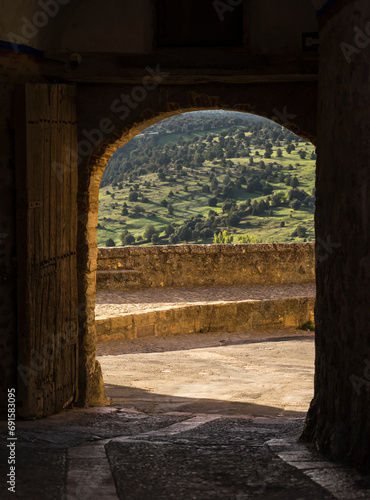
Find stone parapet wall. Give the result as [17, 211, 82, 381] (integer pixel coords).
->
[97, 243, 315, 290]
[96, 296, 315, 342]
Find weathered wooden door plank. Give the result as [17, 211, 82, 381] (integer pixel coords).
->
[16, 84, 78, 418]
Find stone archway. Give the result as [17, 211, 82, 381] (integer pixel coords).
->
[75, 78, 318, 406]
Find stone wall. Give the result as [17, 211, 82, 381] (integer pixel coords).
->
[301, 0, 370, 470]
[97, 243, 316, 290]
[96, 297, 315, 342]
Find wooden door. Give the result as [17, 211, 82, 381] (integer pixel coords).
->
[15, 84, 78, 418]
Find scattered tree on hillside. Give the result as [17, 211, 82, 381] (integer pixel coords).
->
[165, 224, 175, 237]
[169, 234, 179, 244]
[227, 212, 241, 227]
[151, 234, 159, 245]
[122, 233, 135, 245]
[290, 199, 301, 210]
[292, 225, 307, 238]
[214, 231, 234, 244]
[144, 224, 158, 240]
[106, 238, 115, 247]
[128, 191, 138, 202]
[176, 225, 192, 243]
[208, 197, 218, 207]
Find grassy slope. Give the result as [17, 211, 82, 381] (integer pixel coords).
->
[98, 132, 315, 246]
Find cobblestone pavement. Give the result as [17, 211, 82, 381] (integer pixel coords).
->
[95, 283, 316, 319]
[1, 406, 370, 500]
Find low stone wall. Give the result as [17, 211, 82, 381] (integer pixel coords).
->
[97, 243, 315, 290]
[96, 297, 315, 342]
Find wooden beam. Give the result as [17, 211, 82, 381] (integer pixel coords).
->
[41, 73, 318, 85]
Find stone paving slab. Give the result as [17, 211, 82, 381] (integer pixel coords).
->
[1, 407, 369, 499]
[97, 330, 315, 415]
[106, 416, 334, 500]
[266, 439, 370, 499]
[96, 283, 316, 319]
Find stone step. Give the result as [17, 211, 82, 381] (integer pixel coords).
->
[96, 270, 143, 290]
[96, 296, 315, 342]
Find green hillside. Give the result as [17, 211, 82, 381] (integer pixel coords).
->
[98, 111, 316, 247]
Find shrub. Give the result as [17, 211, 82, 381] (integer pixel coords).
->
[201, 228, 214, 239]
[291, 176, 300, 188]
[300, 321, 315, 331]
[222, 198, 236, 213]
[151, 234, 159, 245]
[227, 212, 241, 227]
[238, 234, 262, 243]
[271, 191, 286, 206]
[169, 234, 179, 244]
[214, 231, 234, 244]
[165, 224, 175, 237]
[290, 199, 301, 210]
[105, 238, 115, 247]
[128, 191, 138, 202]
[292, 225, 307, 238]
[123, 234, 135, 245]
[176, 225, 192, 242]
[144, 224, 158, 240]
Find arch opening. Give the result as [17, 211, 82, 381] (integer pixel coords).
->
[75, 79, 318, 407]
[90, 110, 317, 418]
